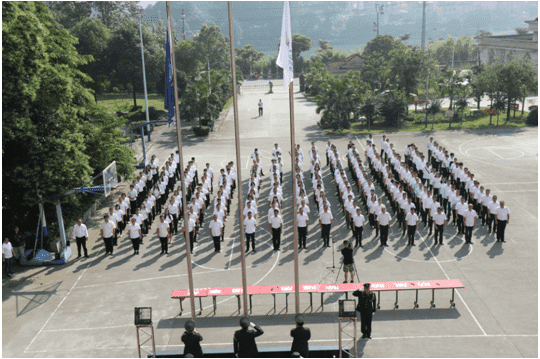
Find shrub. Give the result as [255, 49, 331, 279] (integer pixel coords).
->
[526, 108, 538, 126]
[193, 126, 210, 136]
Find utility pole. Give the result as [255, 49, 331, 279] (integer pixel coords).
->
[421, 1, 426, 52]
[181, 9, 186, 40]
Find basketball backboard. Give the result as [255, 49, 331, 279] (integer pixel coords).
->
[103, 161, 118, 197]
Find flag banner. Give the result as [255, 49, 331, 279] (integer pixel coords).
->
[276, 1, 293, 87]
[39, 203, 47, 236]
[165, 28, 175, 125]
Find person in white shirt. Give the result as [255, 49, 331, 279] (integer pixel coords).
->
[319, 205, 333, 247]
[258, 99, 263, 116]
[352, 207, 365, 247]
[209, 215, 224, 253]
[244, 211, 258, 253]
[168, 198, 180, 235]
[100, 214, 116, 255]
[297, 207, 309, 249]
[108, 207, 120, 246]
[405, 207, 419, 246]
[377, 205, 391, 247]
[455, 197, 468, 235]
[494, 201, 510, 243]
[3, 238, 15, 278]
[463, 204, 477, 244]
[480, 188, 492, 226]
[182, 217, 196, 252]
[432, 207, 447, 245]
[127, 217, 142, 255]
[487, 195, 499, 234]
[269, 210, 283, 251]
[73, 218, 89, 258]
[156, 215, 170, 254]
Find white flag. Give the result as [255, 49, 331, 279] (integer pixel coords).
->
[276, 1, 293, 88]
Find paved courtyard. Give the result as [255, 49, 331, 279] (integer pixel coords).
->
[2, 80, 538, 357]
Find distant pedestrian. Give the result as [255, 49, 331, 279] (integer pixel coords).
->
[73, 219, 89, 258]
[258, 99, 263, 116]
[290, 314, 311, 358]
[182, 320, 203, 358]
[11, 227, 25, 263]
[3, 238, 15, 278]
[234, 317, 264, 358]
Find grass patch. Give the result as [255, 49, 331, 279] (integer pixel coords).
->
[324, 106, 530, 135]
[223, 96, 233, 110]
[98, 93, 164, 113]
[304, 93, 317, 102]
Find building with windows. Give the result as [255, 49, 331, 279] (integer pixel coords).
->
[476, 18, 538, 67]
[326, 54, 364, 75]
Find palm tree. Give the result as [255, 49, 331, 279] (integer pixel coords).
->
[454, 98, 469, 126]
[378, 90, 408, 128]
[359, 96, 380, 131]
[426, 98, 443, 129]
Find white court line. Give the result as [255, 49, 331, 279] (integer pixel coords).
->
[24, 334, 539, 353]
[416, 231, 487, 336]
[245, 155, 250, 169]
[484, 147, 505, 159]
[24, 248, 104, 353]
[355, 136, 366, 151]
[227, 236, 236, 270]
[42, 324, 132, 333]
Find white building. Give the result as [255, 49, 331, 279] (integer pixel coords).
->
[476, 18, 538, 67]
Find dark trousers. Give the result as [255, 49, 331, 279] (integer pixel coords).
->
[298, 227, 307, 248]
[380, 225, 389, 245]
[487, 214, 496, 232]
[76, 236, 88, 256]
[160, 237, 168, 253]
[259, 107, 263, 116]
[172, 214, 179, 234]
[103, 236, 113, 254]
[457, 215, 464, 233]
[272, 228, 281, 250]
[481, 206, 488, 225]
[212, 236, 221, 251]
[359, 311, 373, 337]
[189, 231, 195, 252]
[407, 225, 416, 245]
[321, 224, 331, 246]
[496, 220, 507, 242]
[354, 226, 363, 247]
[131, 237, 140, 252]
[3, 257, 14, 276]
[465, 226, 474, 243]
[246, 232, 255, 251]
[434, 224, 444, 244]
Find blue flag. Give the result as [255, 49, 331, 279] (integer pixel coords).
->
[165, 29, 175, 125]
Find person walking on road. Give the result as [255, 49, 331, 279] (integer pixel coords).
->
[234, 317, 264, 358]
[353, 283, 376, 339]
[73, 219, 89, 258]
[258, 99, 263, 116]
[290, 314, 311, 358]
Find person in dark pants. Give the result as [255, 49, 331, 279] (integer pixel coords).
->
[3, 237, 15, 278]
[405, 208, 418, 246]
[127, 217, 141, 255]
[156, 215, 170, 255]
[433, 207, 447, 245]
[234, 317, 264, 358]
[494, 201, 510, 243]
[377, 206, 391, 247]
[297, 207, 309, 249]
[182, 320, 203, 358]
[209, 215, 223, 253]
[290, 314, 311, 358]
[269, 210, 283, 251]
[353, 283, 376, 339]
[258, 99, 263, 116]
[73, 219, 89, 258]
[319, 205, 333, 247]
[340, 241, 355, 283]
[100, 214, 115, 255]
[244, 211, 257, 252]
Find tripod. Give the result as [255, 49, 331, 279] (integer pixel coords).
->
[326, 236, 336, 271]
[336, 262, 360, 283]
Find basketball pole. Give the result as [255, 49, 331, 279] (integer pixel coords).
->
[166, 1, 196, 322]
[228, 1, 249, 317]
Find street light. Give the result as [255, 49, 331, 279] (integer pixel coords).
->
[374, 4, 384, 35]
[181, 9, 186, 40]
[199, 59, 230, 124]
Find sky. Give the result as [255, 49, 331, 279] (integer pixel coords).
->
[138, 1, 157, 9]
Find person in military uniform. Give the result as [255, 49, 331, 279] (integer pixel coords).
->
[181, 320, 203, 358]
[353, 283, 377, 339]
[233, 317, 264, 358]
[290, 314, 311, 358]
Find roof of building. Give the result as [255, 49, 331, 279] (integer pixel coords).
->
[326, 54, 364, 72]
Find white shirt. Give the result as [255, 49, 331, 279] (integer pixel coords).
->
[352, 213, 365, 227]
[319, 211, 333, 224]
[101, 221, 115, 237]
[258, 101, 263, 108]
[128, 223, 141, 238]
[270, 215, 282, 228]
[209, 220, 223, 236]
[495, 206, 510, 221]
[244, 218, 257, 234]
[463, 210, 477, 227]
[156, 221, 169, 237]
[2, 242, 13, 259]
[268, 208, 280, 221]
[243, 206, 257, 217]
[488, 200, 500, 214]
[405, 213, 418, 226]
[433, 212, 447, 225]
[456, 202, 468, 216]
[378, 212, 391, 226]
[73, 224, 88, 238]
[297, 213, 309, 227]
[214, 209, 226, 222]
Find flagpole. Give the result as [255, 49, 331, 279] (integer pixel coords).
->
[228, 1, 249, 317]
[166, 1, 196, 322]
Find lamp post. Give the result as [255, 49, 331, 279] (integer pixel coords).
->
[199, 59, 229, 125]
[138, 7, 151, 167]
[373, 4, 384, 36]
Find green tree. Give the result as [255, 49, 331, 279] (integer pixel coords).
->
[235, 44, 264, 77]
[305, 60, 330, 96]
[194, 23, 230, 72]
[426, 98, 443, 129]
[70, 18, 111, 101]
[359, 95, 380, 129]
[318, 39, 333, 51]
[279, 33, 313, 74]
[46, 1, 93, 29]
[361, 53, 391, 92]
[378, 90, 408, 127]
[363, 34, 403, 62]
[389, 45, 424, 114]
